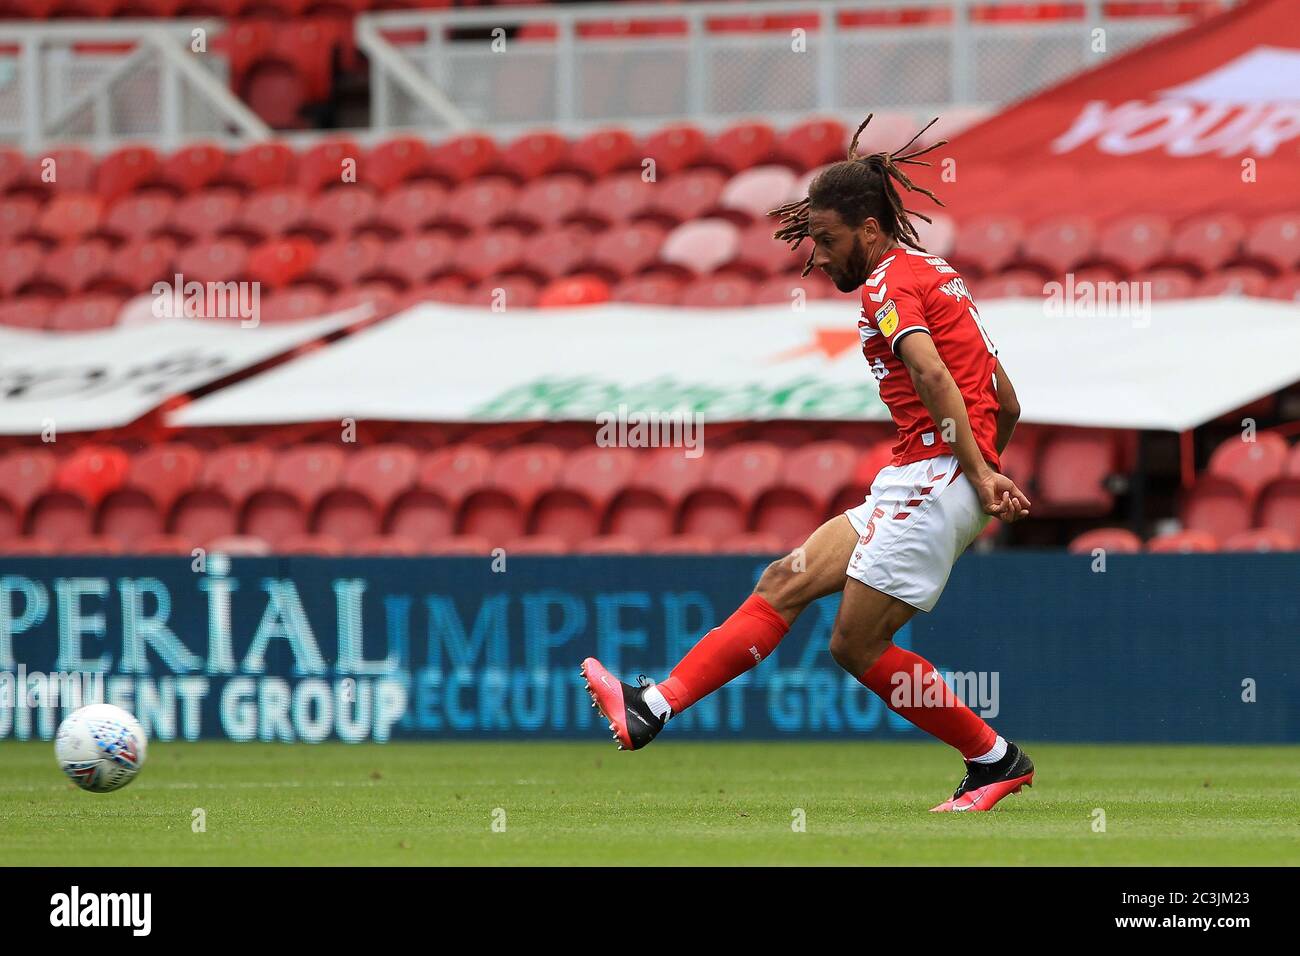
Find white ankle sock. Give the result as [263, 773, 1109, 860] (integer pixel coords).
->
[969, 735, 1007, 764]
[643, 686, 672, 721]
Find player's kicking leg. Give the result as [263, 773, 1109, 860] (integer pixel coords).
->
[581, 515, 859, 750]
[828, 575, 1034, 812]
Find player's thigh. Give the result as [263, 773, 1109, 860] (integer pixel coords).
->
[830, 576, 917, 660]
[756, 514, 858, 616]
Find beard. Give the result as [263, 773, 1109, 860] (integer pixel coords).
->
[827, 234, 869, 292]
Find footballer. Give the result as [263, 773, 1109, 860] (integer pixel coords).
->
[582, 115, 1036, 812]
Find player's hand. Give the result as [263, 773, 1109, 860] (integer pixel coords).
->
[976, 471, 1031, 523]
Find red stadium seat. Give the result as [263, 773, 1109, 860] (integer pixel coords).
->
[1222, 528, 1295, 552]
[659, 218, 740, 275]
[1094, 215, 1171, 276]
[47, 295, 123, 332]
[1196, 266, 1271, 298]
[775, 118, 846, 171]
[499, 131, 569, 182]
[132, 534, 193, 555]
[225, 142, 296, 192]
[246, 237, 318, 289]
[38, 240, 113, 296]
[202, 443, 275, 508]
[168, 188, 243, 240]
[1243, 213, 1300, 273]
[1067, 527, 1142, 555]
[1207, 432, 1288, 500]
[364, 137, 434, 192]
[530, 447, 636, 545]
[97, 489, 165, 549]
[105, 235, 175, 291]
[426, 536, 492, 556]
[575, 535, 641, 555]
[160, 143, 228, 193]
[520, 224, 594, 281]
[1255, 478, 1300, 542]
[0, 297, 50, 331]
[1266, 272, 1300, 302]
[1035, 432, 1114, 515]
[171, 489, 238, 546]
[380, 232, 455, 288]
[1167, 214, 1245, 274]
[0, 196, 41, 242]
[36, 194, 103, 244]
[721, 532, 786, 554]
[0, 450, 57, 535]
[429, 134, 500, 185]
[565, 128, 638, 179]
[102, 191, 175, 243]
[647, 168, 726, 224]
[62, 535, 125, 556]
[580, 172, 657, 226]
[583, 222, 667, 280]
[1019, 216, 1098, 277]
[645, 535, 715, 555]
[611, 273, 683, 305]
[1181, 476, 1251, 541]
[732, 220, 803, 277]
[680, 442, 781, 538]
[708, 122, 779, 173]
[640, 124, 709, 176]
[449, 230, 526, 285]
[241, 490, 307, 547]
[537, 275, 611, 307]
[207, 535, 273, 557]
[1142, 268, 1198, 300]
[679, 274, 755, 307]
[502, 535, 569, 555]
[951, 216, 1025, 277]
[96, 146, 161, 202]
[752, 271, 836, 304]
[373, 181, 448, 235]
[298, 139, 363, 193]
[39, 147, 96, 194]
[175, 239, 248, 285]
[511, 174, 588, 230]
[235, 186, 310, 241]
[27, 492, 94, 543]
[302, 186, 378, 239]
[123, 444, 203, 514]
[716, 165, 796, 222]
[468, 276, 539, 310]
[353, 535, 421, 556]
[443, 177, 520, 232]
[260, 286, 331, 325]
[1146, 530, 1218, 554]
[277, 533, 346, 556]
[0, 243, 43, 298]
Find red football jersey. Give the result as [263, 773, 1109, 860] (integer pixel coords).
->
[857, 247, 1002, 469]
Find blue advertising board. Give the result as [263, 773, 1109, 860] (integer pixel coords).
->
[0, 552, 1296, 743]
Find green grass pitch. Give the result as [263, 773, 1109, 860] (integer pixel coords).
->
[3, 741, 1298, 866]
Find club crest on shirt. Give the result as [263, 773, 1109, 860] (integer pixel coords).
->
[875, 299, 899, 336]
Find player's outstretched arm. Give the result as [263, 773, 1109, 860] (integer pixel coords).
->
[993, 358, 1021, 455]
[897, 333, 1030, 522]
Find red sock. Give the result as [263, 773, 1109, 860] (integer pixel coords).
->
[657, 594, 789, 713]
[859, 644, 997, 760]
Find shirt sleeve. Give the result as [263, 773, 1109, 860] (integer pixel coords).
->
[861, 256, 930, 355]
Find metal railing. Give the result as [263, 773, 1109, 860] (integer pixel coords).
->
[358, 0, 1218, 138]
[0, 20, 269, 151]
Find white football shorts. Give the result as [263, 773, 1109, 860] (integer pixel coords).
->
[843, 453, 989, 613]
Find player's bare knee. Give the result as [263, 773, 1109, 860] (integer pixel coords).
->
[754, 556, 803, 616]
[829, 626, 893, 676]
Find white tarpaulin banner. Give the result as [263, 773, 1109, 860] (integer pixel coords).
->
[170, 297, 1300, 433]
[0, 308, 368, 435]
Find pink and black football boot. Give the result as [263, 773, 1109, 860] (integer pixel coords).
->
[580, 657, 666, 751]
[930, 741, 1035, 812]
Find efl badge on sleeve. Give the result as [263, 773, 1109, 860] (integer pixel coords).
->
[876, 299, 899, 337]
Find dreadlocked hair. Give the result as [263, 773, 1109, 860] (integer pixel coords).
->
[769, 114, 948, 276]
